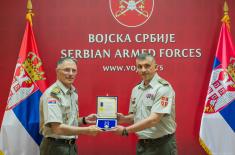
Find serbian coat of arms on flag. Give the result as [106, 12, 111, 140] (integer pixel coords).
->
[204, 58, 235, 114]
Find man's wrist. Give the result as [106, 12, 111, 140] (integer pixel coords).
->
[122, 127, 129, 136]
[82, 117, 87, 125]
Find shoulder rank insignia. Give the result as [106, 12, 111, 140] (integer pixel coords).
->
[159, 79, 169, 85]
[50, 87, 61, 97]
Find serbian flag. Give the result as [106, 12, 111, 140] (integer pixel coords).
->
[199, 3, 235, 155]
[0, 2, 47, 155]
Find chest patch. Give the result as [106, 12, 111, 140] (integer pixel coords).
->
[48, 99, 57, 105]
[146, 93, 155, 100]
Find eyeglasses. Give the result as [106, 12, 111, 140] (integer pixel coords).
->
[59, 68, 77, 74]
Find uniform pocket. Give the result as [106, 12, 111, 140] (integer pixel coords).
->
[143, 98, 154, 111]
[61, 106, 70, 124]
[143, 101, 154, 107]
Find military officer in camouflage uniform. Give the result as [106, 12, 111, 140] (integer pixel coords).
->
[39, 57, 102, 155]
[112, 53, 177, 155]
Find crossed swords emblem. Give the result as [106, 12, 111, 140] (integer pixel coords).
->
[115, 0, 149, 18]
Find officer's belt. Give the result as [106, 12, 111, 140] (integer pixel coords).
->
[46, 137, 76, 145]
[139, 133, 174, 145]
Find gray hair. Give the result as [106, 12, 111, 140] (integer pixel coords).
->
[56, 57, 77, 68]
[136, 53, 156, 64]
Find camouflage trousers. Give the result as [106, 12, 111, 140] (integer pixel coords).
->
[136, 133, 177, 155]
[40, 137, 77, 155]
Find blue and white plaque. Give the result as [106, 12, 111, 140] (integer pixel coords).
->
[96, 96, 117, 130]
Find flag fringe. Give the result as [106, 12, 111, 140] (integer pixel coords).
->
[0, 150, 5, 155]
[221, 14, 230, 31]
[199, 138, 213, 155]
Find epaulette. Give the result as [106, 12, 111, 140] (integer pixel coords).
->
[50, 87, 61, 97]
[159, 79, 169, 86]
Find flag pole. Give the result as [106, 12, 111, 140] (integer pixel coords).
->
[26, 0, 34, 26]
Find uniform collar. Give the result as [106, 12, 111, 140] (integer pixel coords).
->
[56, 80, 76, 95]
[139, 74, 160, 89]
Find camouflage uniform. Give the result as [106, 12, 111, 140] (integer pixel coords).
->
[39, 80, 79, 155]
[129, 74, 177, 155]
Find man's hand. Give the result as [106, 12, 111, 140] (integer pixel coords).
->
[110, 125, 125, 135]
[86, 125, 103, 136]
[116, 113, 134, 124]
[117, 113, 125, 122]
[85, 113, 97, 124]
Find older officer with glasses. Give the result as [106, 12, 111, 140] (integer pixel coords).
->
[40, 57, 102, 155]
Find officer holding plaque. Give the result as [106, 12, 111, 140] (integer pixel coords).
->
[112, 53, 177, 155]
[39, 57, 102, 155]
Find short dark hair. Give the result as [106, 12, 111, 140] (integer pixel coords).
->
[136, 53, 156, 63]
[57, 57, 77, 67]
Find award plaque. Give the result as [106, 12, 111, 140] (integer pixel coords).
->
[96, 96, 118, 130]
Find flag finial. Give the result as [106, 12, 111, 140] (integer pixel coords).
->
[26, 0, 34, 26]
[221, 1, 230, 30]
[223, 1, 228, 15]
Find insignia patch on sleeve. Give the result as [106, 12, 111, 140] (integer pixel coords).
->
[160, 96, 168, 107]
[48, 99, 57, 104]
[131, 98, 136, 104]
